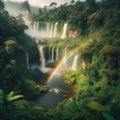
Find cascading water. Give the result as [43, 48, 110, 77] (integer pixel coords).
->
[38, 45, 45, 69]
[48, 46, 51, 62]
[53, 22, 58, 37]
[35, 45, 52, 73]
[22, 16, 74, 107]
[51, 46, 54, 62]
[25, 20, 68, 39]
[37, 48, 79, 108]
[71, 54, 78, 70]
[63, 47, 67, 63]
[25, 21, 39, 39]
[33, 22, 35, 31]
[33, 22, 39, 32]
[39, 22, 47, 38]
[56, 47, 59, 60]
[36, 40, 39, 45]
[26, 52, 29, 69]
[46, 22, 50, 37]
[61, 23, 67, 39]
[36, 22, 39, 31]
[50, 24, 54, 38]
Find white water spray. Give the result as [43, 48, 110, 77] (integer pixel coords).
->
[26, 52, 29, 69]
[48, 47, 51, 62]
[71, 54, 78, 70]
[51, 46, 54, 62]
[63, 47, 67, 63]
[46, 22, 50, 37]
[61, 23, 67, 39]
[25, 20, 69, 39]
[56, 47, 59, 60]
[50, 24, 54, 38]
[53, 22, 58, 37]
[38, 45, 45, 69]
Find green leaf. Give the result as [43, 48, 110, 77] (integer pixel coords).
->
[0, 89, 4, 104]
[7, 95, 24, 102]
[68, 98, 80, 112]
[71, 113, 81, 120]
[87, 101, 105, 112]
[102, 112, 116, 120]
[7, 91, 24, 102]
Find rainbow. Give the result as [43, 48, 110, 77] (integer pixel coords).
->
[47, 45, 81, 83]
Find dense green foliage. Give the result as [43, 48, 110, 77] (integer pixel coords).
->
[0, 0, 120, 120]
[0, 2, 46, 98]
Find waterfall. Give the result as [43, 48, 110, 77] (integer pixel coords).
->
[36, 22, 39, 31]
[37, 45, 52, 73]
[56, 47, 59, 60]
[47, 22, 50, 37]
[63, 47, 67, 63]
[53, 22, 58, 37]
[33, 22, 39, 31]
[49, 47, 51, 62]
[38, 45, 45, 69]
[71, 54, 78, 70]
[50, 24, 54, 38]
[25, 21, 68, 39]
[26, 52, 29, 69]
[36, 40, 39, 45]
[33, 22, 36, 31]
[61, 23, 67, 39]
[51, 46, 54, 62]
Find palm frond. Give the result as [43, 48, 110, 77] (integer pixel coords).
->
[87, 101, 105, 112]
[68, 98, 80, 112]
[102, 112, 116, 120]
[7, 91, 24, 102]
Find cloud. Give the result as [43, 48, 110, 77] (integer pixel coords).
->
[28, 0, 73, 7]
[4, 0, 86, 7]
[4, 0, 71, 7]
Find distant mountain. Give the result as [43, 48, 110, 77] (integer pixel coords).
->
[4, 1, 39, 16]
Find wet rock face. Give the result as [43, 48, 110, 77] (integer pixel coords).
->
[80, 60, 86, 69]
[68, 29, 77, 38]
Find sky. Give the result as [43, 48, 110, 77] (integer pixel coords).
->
[5, 0, 85, 7]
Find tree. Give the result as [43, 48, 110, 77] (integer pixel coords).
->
[21, 1, 31, 16]
[0, 90, 24, 120]
[38, 8, 42, 16]
[49, 2, 57, 8]
[88, 11, 104, 27]
[70, 0, 75, 5]
[4, 40, 17, 55]
[86, 0, 98, 13]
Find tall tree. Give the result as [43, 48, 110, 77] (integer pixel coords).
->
[21, 1, 31, 16]
[70, 0, 75, 5]
[49, 2, 57, 8]
[86, 0, 98, 12]
[39, 8, 42, 16]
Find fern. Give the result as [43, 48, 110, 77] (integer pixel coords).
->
[7, 91, 24, 102]
[102, 112, 116, 120]
[0, 90, 4, 104]
[87, 101, 105, 112]
[68, 98, 80, 112]
[88, 102, 116, 120]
